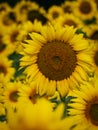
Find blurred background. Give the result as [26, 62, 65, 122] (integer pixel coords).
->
[0, 0, 65, 10]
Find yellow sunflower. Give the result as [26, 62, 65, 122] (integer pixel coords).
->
[0, 2, 11, 15]
[88, 24, 98, 41]
[73, 0, 97, 20]
[61, 1, 74, 14]
[56, 13, 84, 28]
[14, 0, 39, 23]
[0, 122, 10, 130]
[47, 5, 64, 22]
[0, 9, 17, 28]
[7, 98, 74, 130]
[20, 24, 94, 97]
[90, 41, 98, 75]
[17, 20, 43, 52]
[0, 28, 14, 56]
[3, 81, 23, 110]
[18, 81, 40, 105]
[3, 23, 21, 53]
[68, 79, 98, 130]
[0, 56, 15, 81]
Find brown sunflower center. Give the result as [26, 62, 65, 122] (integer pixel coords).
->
[94, 50, 98, 66]
[52, 11, 59, 19]
[89, 103, 98, 126]
[63, 6, 72, 13]
[79, 1, 92, 14]
[37, 40, 77, 81]
[91, 30, 98, 40]
[29, 89, 38, 104]
[10, 31, 19, 43]
[63, 19, 77, 28]
[9, 90, 19, 102]
[0, 65, 7, 75]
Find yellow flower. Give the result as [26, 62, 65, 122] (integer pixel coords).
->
[14, 0, 39, 23]
[3, 23, 22, 53]
[61, 1, 74, 14]
[68, 80, 98, 130]
[0, 2, 11, 15]
[7, 98, 74, 130]
[3, 81, 22, 110]
[20, 24, 93, 97]
[0, 122, 10, 130]
[56, 13, 84, 28]
[18, 81, 39, 105]
[0, 56, 15, 81]
[73, 0, 97, 20]
[47, 5, 64, 22]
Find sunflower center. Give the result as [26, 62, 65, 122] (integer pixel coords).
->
[63, 20, 77, 28]
[37, 40, 77, 81]
[94, 50, 98, 66]
[89, 103, 98, 126]
[79, 1, 92, 14]
[10, 31, 19, 43]
[28, 10, 48, 25]
[91, 30, 98, 40]
[29, 89, 38, 104]
[63, 6, 72, 13]
[9, 91, 19, 102]
[0, 65, 7, 75]
[52, 11, 59, 19]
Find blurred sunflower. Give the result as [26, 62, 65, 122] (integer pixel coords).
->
[18, 81, 39, 105]
[68, 80, 98, 130]
[0, 56, 15, 81]
[0, 122, 10, 130]
[0, 9, 17, 28]
[56, 13, 84, 28]
[0, 2, 11, 15]
[73, 0, 97, 20]
[91, 41, 98, 74]
[14, 0, 39, 23]
[0, 29, 14, 56]
[88, 24, 98, 41]
[7, 98, 74, 130]
[61, 1, 74, 14]
[3, 23, 21, 53]
[3, 81, 22, 110]
[20, 24, 93, 97]
[47, 5, 64, 22]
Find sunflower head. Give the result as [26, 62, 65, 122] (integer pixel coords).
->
[20, 24, 94, 97]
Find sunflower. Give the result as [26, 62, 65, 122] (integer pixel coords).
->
[73, 0, 97, 20]
[20, 24, 94, 97]
[0, 29, 14, 56]
[2, 81, 23, 110]
[0, 9, 17, 28]
[0, 122, 10, 130]
[18, 81, 40, 105]
[56, 13, 84, 28]
[0, 56, 15, 81]
[7, 98, 74, 130]
[17, 20, 43, 52]
[88, 24, 98, 41]
[47, 5, 64, 22]
[3, 23, 21, 53]
[61, 1, 74, 14]
[0, 2, 11, 15]
[68, 79, 98, 130]
[14, 0, 39, 23]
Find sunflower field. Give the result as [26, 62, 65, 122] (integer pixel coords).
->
[0, 0, 98, 130]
